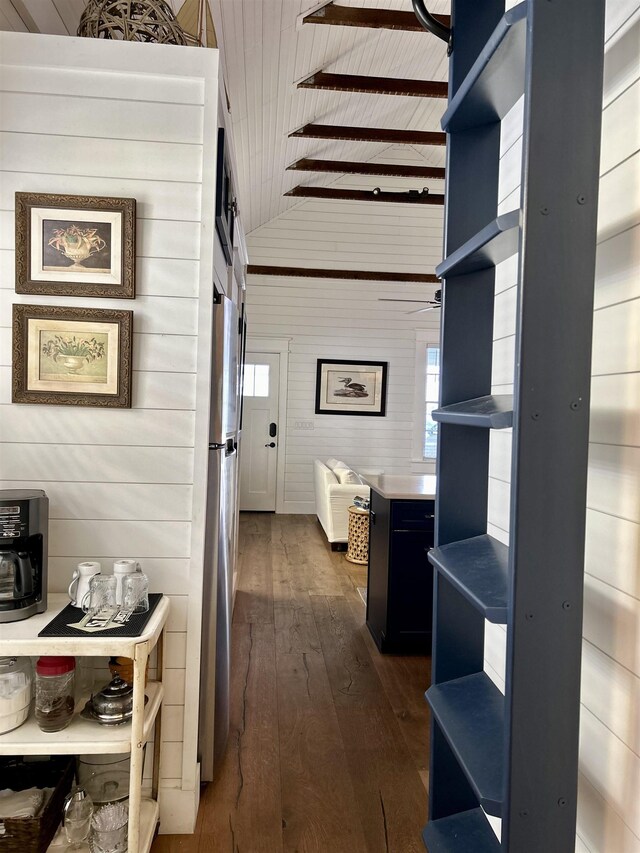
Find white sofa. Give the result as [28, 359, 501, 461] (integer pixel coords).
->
[314, 458, 377, 548]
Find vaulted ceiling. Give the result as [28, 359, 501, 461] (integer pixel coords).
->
[210, 0, 451, 234]
[1, 0, 451, 236]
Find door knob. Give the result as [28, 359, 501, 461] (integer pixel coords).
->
[265, 442, 276, 448]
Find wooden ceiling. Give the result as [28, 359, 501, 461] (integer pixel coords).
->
[209, 0, 451, 233]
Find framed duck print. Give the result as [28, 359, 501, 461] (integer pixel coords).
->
[315, 359, 388, 416]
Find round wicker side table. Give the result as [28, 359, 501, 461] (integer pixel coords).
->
[345, 505, 370, 565]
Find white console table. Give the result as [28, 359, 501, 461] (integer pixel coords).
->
[0, 594, 169, 853]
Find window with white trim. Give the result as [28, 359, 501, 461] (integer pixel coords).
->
[412, 329, 441, 463]
[423, 344, 441, 459]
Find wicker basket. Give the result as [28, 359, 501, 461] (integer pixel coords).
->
[0, 756, 74, 853]
[77, 0, 196, 45]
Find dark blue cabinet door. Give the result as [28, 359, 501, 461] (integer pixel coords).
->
[366, 488, 390, 649]
[366, 493, 434, 653]
[388, 530, 433, 648]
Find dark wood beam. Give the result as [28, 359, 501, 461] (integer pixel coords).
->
[298, 71, 448, 99]
[247, 265, 439, 283]
[284, 186, 444, 204]
[303, 3, 451, 33]
[289, 123, 446, 146]
[287, 157, 446, 180]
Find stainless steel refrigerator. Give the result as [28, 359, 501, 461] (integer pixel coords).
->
[199, 292, 241, 781]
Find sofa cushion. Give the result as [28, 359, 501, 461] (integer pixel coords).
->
[336, 467, 362, 485]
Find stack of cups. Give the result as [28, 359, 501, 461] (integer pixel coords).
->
[113, 560, 149, 614]
[112, 561, 140, 607]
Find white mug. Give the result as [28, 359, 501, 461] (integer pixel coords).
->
[69, 562, 101, 607]
[113, 560, 141, 606]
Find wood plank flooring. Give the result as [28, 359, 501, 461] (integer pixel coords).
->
[153, 513, 431, 853]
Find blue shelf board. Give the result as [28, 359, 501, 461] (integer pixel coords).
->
[428, 535, 509, 623]
[427, 673, 505, 817]
[423, 808, 500, 853]
[442, 2, 527, 133]
[436, 211, 520, 279]
[432, 395, 513, 429]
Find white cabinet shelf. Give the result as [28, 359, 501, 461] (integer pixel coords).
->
[0, 681, 164, 755]
[0, 594, 169, 853]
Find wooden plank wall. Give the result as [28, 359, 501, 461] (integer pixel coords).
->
[487, 1, 640, 849]
[0, 32, 218, 833]
[246, 147, 443, 512]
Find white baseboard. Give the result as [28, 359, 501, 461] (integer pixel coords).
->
[158, 783, 199, 834]
[280, 500, 315, 514]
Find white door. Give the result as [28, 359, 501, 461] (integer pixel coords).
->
[240, 353, 279, 511]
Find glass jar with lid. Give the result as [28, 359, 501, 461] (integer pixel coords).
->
[0, 657, 33, 734]
[35, 656, 76, 732]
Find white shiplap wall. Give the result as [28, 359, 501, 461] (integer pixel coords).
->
[246, 147, 443, 511]
[0, 32, 219, 834]
[487, 2, 640, 849]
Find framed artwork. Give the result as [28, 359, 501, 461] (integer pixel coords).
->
[315, 359, 388, 417]
[12, 304, 133, 408]
[215, 128, 236, 267]
[15, 192, 136, 298]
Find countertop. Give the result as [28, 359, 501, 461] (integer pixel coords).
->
[363, 474, 437, 500]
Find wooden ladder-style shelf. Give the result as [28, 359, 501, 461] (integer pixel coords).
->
[420, 1, 606, 850]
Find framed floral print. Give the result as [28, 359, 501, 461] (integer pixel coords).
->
[12, 304, 133, 408]
[15, 192, 136, 298]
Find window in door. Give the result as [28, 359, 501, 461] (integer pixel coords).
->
[243, 363, 269, 397]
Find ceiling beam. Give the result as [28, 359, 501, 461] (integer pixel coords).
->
[284, 186, 444, 204]
[289, 123, 446, 147]
[302, 3, 450, 32]
[247, 265, 439, 283]
[297, 71, 448, 99]
[287, 158, 446, 180]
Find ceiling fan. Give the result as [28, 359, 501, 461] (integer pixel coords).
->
[379, 289, 442, 314]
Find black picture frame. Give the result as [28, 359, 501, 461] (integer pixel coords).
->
[215, 127, 236, 266]
[315, 359, 388, 417]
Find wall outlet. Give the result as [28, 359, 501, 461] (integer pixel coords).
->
[294, 420, 314, 430]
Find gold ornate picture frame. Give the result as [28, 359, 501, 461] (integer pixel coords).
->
[15, 192, 136, 298]
[12, 304, 133, 408]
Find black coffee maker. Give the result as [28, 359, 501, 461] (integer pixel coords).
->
[0, 490, 48, 623]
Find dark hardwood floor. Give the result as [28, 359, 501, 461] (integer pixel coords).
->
[153, 513, 431, 853]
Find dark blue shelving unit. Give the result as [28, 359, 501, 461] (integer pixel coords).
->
[423, 808, 500, 853]
[432, 395, 513, 429]
[418, 1, 606, 850]
[435, 211, 520, 278]
[428, 535, 508, 622]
